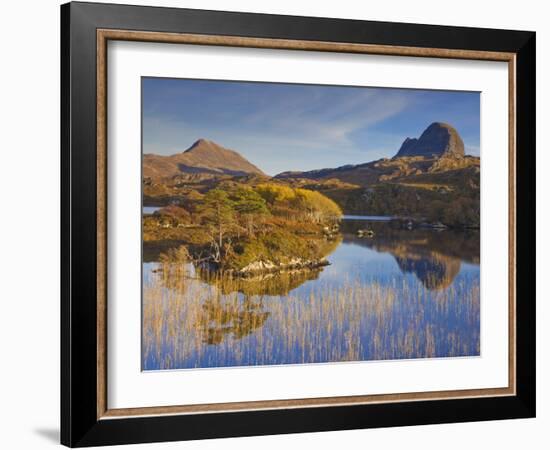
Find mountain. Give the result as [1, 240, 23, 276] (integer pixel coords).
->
[143, 124, 480, 226]
[394, 122, 464, 158]
[275, 122, 476, 186]
[143, 139, 265, 179]
[277, 161, 389, 185]
[273, 122, 479, 226]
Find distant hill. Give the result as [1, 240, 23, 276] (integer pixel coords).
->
[143, 139, 265, 179]
[273, 123, 479, 226]
[143, 124, 480, 227]
[275, 122, 477, 186]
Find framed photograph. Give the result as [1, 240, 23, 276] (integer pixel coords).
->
[61, 2, 536, 447]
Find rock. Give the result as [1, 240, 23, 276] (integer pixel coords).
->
[397, 137, 418, 155]
[394, 122, 465, 159]
[430, 221, 448, 229]
[236, 258, 330, 277]
[357, 229, 375, 238]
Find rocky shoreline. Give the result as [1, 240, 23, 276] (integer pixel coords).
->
[201, 257, 331, 278]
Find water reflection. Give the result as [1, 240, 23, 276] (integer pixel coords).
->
[197, 297, 270, 345]
[340, 219, 479, 291]
[199, 267, 325, 296]
[394, 254, 460, 290]
[142, 218, 480, 370]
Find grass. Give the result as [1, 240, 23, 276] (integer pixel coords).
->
[142, 263, 480, 370]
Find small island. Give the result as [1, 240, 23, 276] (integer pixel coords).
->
[144, 179, 342, 276]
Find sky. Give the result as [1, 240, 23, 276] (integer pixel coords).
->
[142, 77, 480, 176]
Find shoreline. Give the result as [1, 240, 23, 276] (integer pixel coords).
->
[199, 258, 331, 278]
[143, 205, 480, 230]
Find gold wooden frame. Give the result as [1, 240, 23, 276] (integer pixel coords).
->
[96, 29, 516, 420]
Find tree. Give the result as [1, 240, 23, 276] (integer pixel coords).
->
[255, 183, 342, 224]
[231, 188, 269, 215]
[256, 183, 295, 205]
[294, 188, 342, 223]
[230, 188, 269, 236]
[197, 189, 236, 262]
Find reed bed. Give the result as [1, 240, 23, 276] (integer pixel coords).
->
[142, 263, 480, 370]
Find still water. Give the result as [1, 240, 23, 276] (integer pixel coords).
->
[142, 217, 480, 370]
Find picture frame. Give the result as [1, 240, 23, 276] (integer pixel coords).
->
[61, 1, 535, 447]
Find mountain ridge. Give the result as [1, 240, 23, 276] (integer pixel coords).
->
[143, 123, 480, 227]
[143, 139, 265, 179]
[143, 123, 474, 183]
[275, 122, 476, 185]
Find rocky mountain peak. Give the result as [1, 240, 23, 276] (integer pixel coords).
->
[185, 138, 217, 152]
[394, 122, 465, 159]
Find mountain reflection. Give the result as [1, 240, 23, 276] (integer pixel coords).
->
[145, 219, 479, 297]
[342, 219, 479, 290]
[394, 253, 461, 290]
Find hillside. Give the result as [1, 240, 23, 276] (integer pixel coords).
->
[274, 123, 480, 227]
[276, 122, 477, 186]
[143, 123, 480, 227]
[143, 139, 265, 179]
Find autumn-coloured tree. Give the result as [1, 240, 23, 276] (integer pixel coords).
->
[293, 188, 342, 223]
[255, 183, 342, 223]
[255, 183, 296, 205]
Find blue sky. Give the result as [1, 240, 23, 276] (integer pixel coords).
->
[143, 77, 480, 176]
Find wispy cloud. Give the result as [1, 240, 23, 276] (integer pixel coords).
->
[142, 78, 480, 175]
[219, 86, 414, 149]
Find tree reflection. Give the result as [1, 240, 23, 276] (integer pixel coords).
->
[197, 267, 324, 296]
[195, 296, 270, 345]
